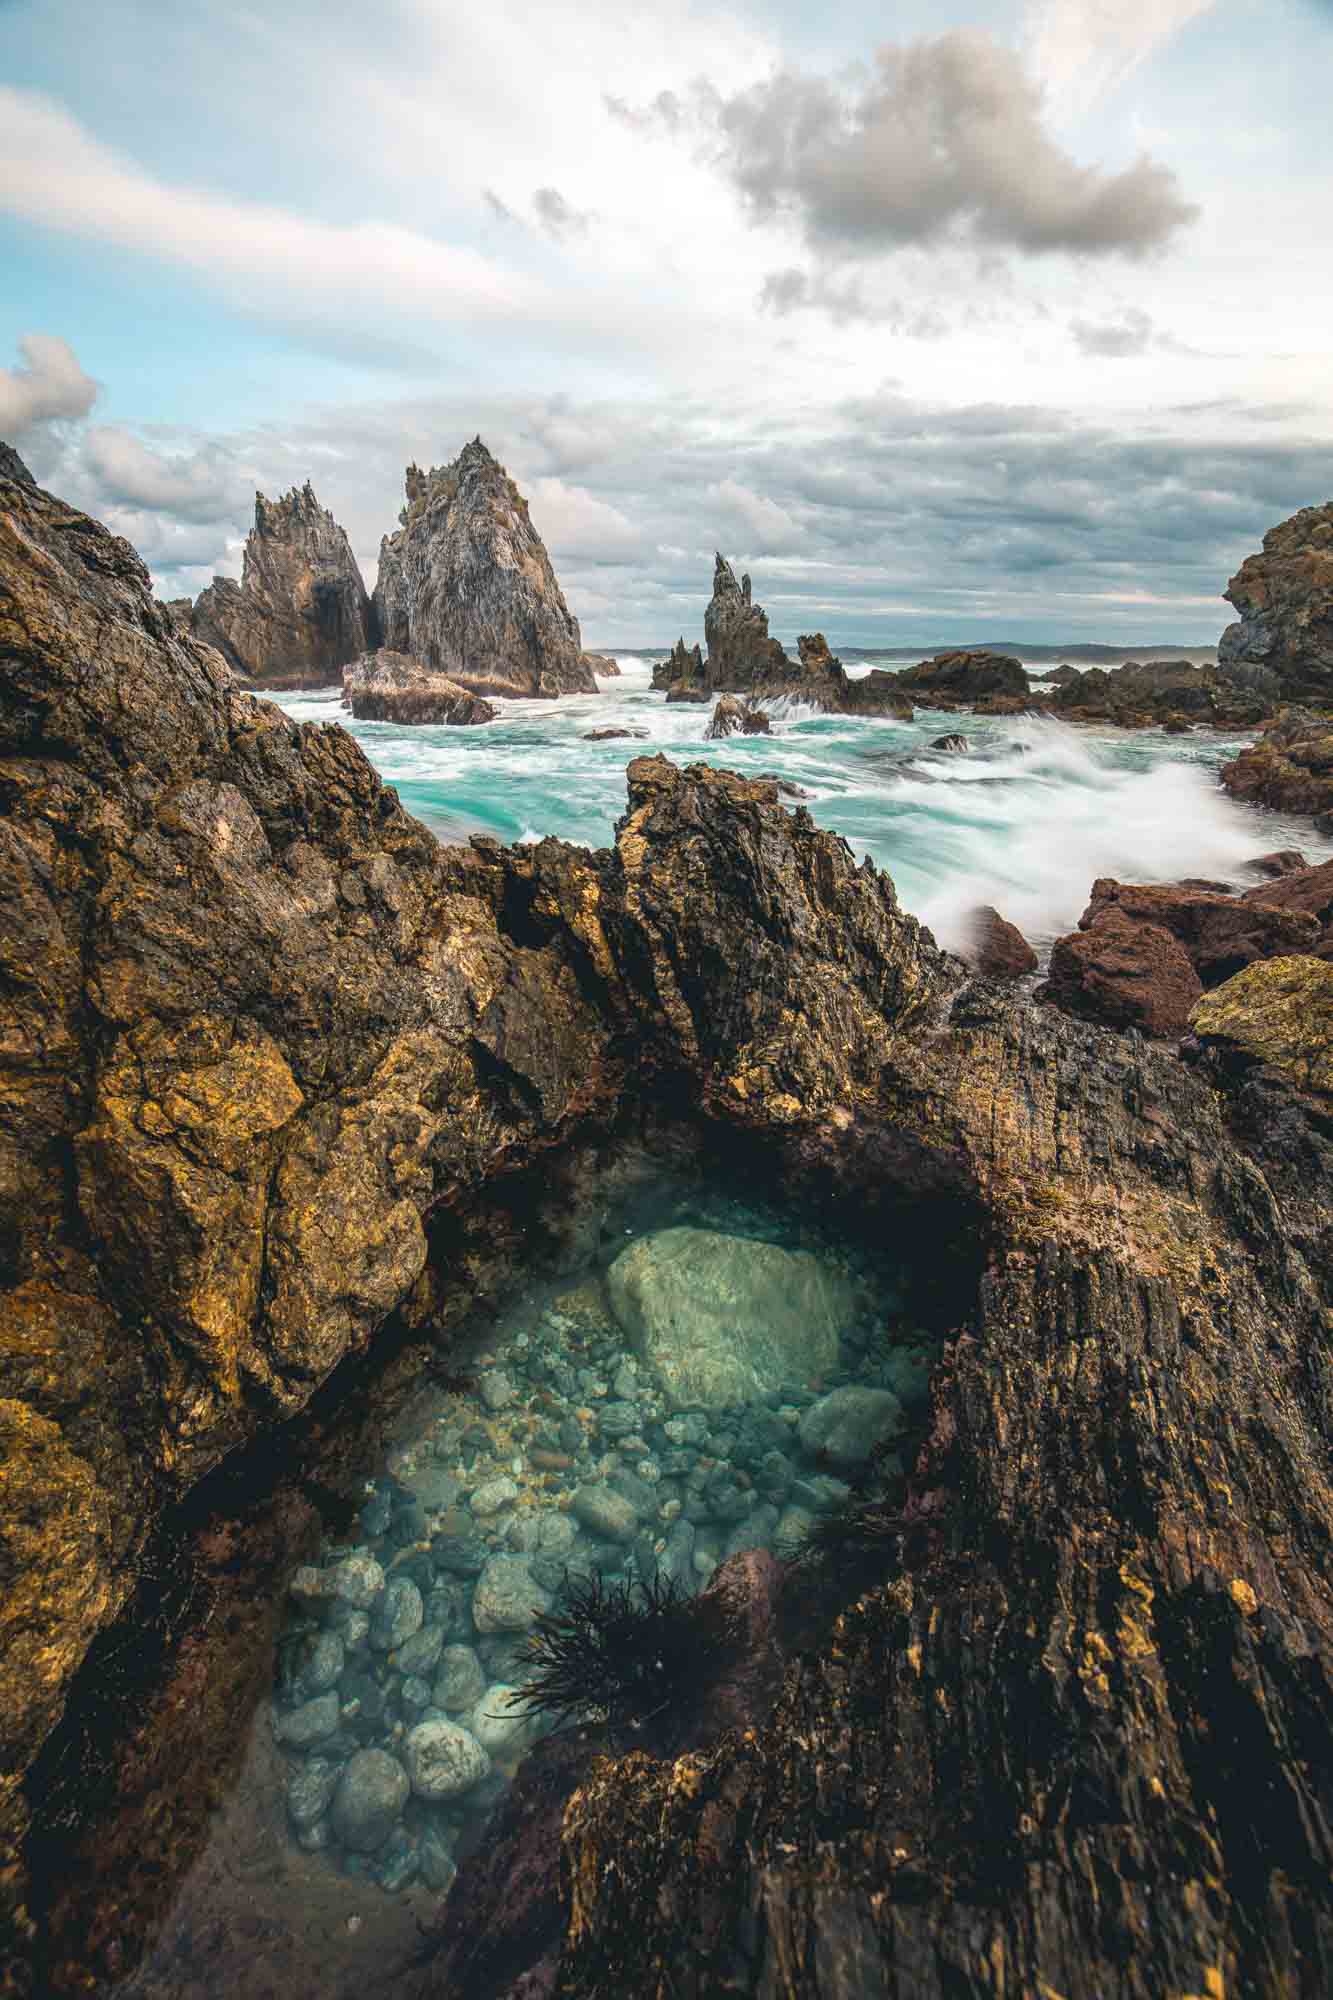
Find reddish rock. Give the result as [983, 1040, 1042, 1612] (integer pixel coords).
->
[1081, 878, 1318, 984]
[1044, 911, 1203, 1037]
[963, 906, 1038, 979]
[1245, 849, 1309, 879]
[1241, 856, 1333, 937]
[1218, 500, 1333, 701]
[1219, 708, 1333, 819]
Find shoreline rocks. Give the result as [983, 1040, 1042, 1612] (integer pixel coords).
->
[341, 650, 497, 726]
[373, 439, 598, 699]
[1218, 499, 1333, 701]
[704, 693, 771, 739]
[1219, 707, 1333, 822]
[896, 649, 1030, 713]
[191, 482, 375, 688]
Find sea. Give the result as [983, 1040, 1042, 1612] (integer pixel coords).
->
[269, 649, 1330, 960]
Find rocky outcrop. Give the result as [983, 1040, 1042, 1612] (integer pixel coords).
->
[1050, 657, 1269, 729]
[1218, 501, 1333, 701]
[0, 441, 35, 488]
[1190, 955, 1333, 1100]
[160, 597, 194, 637]
[961, 905, 1038, 979]
[653, 566, 912, 718]
[704, 693, 770, 739]
[582, 653, 621, 677]
[341, 650, 496, 726]
[896, 648, 1030, 712]
[372, 439, 597, 699]
[190, 483, 374, 688]
[1220, 707, 1333, 821]
[7, 460, 1333, 2000]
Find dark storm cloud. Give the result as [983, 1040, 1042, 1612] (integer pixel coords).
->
[615, 31, 1197, 263]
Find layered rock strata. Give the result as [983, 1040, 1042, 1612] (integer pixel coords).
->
[372, 440, 598, 698]
[341, 650, 496, 725]
[4, 460, 1333, 1999]
[191, 483, 375, 688]
[1218, 500, 1333, 700]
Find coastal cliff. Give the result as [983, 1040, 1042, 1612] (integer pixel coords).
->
[1219, 500, 1333, 701]
[191, 482, 375, 688]
[2, 460, 1333, 1997]
[373, 440, 598, 698]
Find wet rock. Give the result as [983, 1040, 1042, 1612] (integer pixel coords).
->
[606, 1227, 851, 1409]
[329, 1747, 410, 1852]
[470, 1685, 532, 1757]
[705, 694, 771, 740]
[1240, 856, 1333, 936]
[797, 1385, 905, 1468]
[433, 1535, 489, 1578]
[374, 1828, 419, 1892]
[1245, 849, 1309, 879]
[272, 1692, 340, 1748]
[435, 1644, 488, 1713]
[332, 1553, 386, 1610]
[1049, 658, 1267, 729]
[896, 649, 1030, 711]
[394, 1622, 446, 1679]
[285, 1755, 340, 1830]
[471, 1554, 551, 1633]
[596, 1401, 640, 1441]
[191, 482, 375, 688]
[373, 440, 597, 698]
[359, 1489, 394, 1538]
[403, 1717, 491, 1800]
[470, 1476, 520, 1516]
[1080, 878, 1318, 984]
[1218, 501, 1333, 700]
[568, 1485, 638, 1544]
[1044, 911, 1203, 1037]
[341, 650, 497, 725]
[534, 1512, 578, 1555]
[583, 726, 647, 741]
[288, 1566, 336, 1616]
[479, 1367, 517, 1411]
[962, 906, 1038, 979]
[369, 1576, 423, 1652]
[930, 734, 969, 752]
[403, 1465, 461, 1511]
[296, 1629, 345, 1694]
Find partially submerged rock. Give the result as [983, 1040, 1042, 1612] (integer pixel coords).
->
[605, 1227, 854, 1409]
[704, 692, 770, 739]
[1220, 707, 1333, 820]
[373, 439, 597, 698]
[191, 482, 375, 688]
[341, 649, 497, 725]
[1218, 500, 1333, 701]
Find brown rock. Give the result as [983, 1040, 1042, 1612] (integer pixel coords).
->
[704, 693, 771, 739]
[1044, 909, 1203, 1035]
[1245, 848, 1309, 878]
[341, 649, 497, 725]
[191, 482, 374, 689]
[583, 727, 647, 741]
[1049, 658, 1267, 730]
[896, 649, 1030, 710]
[582, 653, 621, 677]
[1218, 500, 1333, 700]
[1220, 707, 1333, 819]
[1081, 877, 1319, 984]
[962, 906, 1038, 979]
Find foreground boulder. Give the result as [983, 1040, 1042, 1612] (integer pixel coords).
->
[191, 481, 375, 688]
[373, 439, 598, 698]
[1219, 707, 1333, 822]
[1218, 500, 1333, 701]
[341, 650, 497, 725]
[5, 459, 1333, 2000]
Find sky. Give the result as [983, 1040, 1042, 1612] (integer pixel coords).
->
[1, 0, 1330, 647]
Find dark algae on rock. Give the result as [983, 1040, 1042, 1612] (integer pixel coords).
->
[3, 455, 1333, 1998]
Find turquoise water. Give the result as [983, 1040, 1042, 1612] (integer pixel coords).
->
[270, 658, 1332, 956]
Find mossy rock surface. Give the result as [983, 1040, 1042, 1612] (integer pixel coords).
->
[1190, 953, 1333, 1097]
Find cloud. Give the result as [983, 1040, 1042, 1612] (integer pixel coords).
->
[0, 88, 549, 348]
[625, 31, 1197, 262]
[0, 333, 98, 437]
[525, 475, 643, 560]
[759, 267, 948, 337]
[1070, 307, 1157, 356]
[483, 187, 519, 224]
[81, 426, 252, 521]
[533, 186, 592, 238]
[710, 476, 805, 553]
[1025, 1, 1219, 113]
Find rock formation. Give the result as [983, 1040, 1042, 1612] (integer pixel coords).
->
[704, 693, 770, 739]
[654, 562, 912, 718]
[1050, 657, 1269, 730]
[582, 652, 621, 677]
[190, 482, 375, 688]
[0, 441, 35, 487]
[1220, 707, 1333, 822]
[961, 905, 1038, 979]
[5, 455, 1333, 1999]
[372, 439, 598, 698]
[896, 649, 1031, 712]
[341, 650, 496, 726]
[1218, 500, 1333, 701]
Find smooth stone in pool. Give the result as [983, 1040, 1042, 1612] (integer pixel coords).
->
[470, 1476, 519, 1516]
[403, 1718, 491, 1799]
[370, 1575, 424, 1651]
[434, 1644, 487, 1713]
[420, 1827, 457, 1892]
[606, 1468, 656, 1519]
[393, 1622, 446, 1679]
[569, 1485, 638, 1543]
[375, 1829, 419, 1893]
[401, 1674, 432, 1715]
[479, 1368, 517, 1411]
[331, 1552, 385, 1608]
[288, 1565, 336, 1615]
[433, 1533, 489, 1577]
[797, 1385, 904, 1468]
[536, 1512, 578, 1554]
[330, 1747, 410, 1852]
[597, 1401, 640, 1440]
[286, 1755, 340, 1829]
[297, 1629, 345, 1694]
[470, 1684, 532, 1757]
[404, 1465, 461, 1510]
[273, 1692, 340, 1747]
[327, 1606, 370, 1651]
[472, 1553, 551, 1632]
[606, 1228, 850, 1409]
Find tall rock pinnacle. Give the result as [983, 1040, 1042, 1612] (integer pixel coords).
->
[372, 438, 598, 698]
[191, 482, 375, 688]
